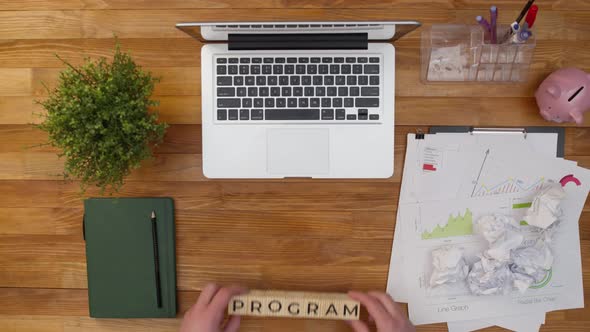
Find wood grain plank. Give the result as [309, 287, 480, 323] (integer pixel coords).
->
[0, 207, 81, 235]
[0, 180, 399, 211]
[2, 0, 590, 10]
[0, 124, 201, 154]
[1, 10, 590, 40]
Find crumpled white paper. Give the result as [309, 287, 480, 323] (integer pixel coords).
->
[476, 215, 524, 261]
[429, 246, 469, 287]
[467, 257, 513, 295]
[523, 182, 566, 229]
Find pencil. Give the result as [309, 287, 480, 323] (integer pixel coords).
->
[151, 211, 162, 308]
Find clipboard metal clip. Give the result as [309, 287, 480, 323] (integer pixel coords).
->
[470, 127, 527, 139]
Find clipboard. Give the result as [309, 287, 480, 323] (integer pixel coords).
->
[427, 126, 565, 157]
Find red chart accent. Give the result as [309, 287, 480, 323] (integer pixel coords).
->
[423, 164, 437, 171]
[560, 174, 582, 187]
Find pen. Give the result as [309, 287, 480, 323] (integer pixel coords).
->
[525, 4, 538, 28]
[476, 15, 491, 34]
[151, 211, 162, 308]
[516, 0, 536, 25]
[490, 6, 498, 44]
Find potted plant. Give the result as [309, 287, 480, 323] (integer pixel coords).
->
[37, 43, 167, 193]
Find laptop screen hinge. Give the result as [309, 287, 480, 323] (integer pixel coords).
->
[228, 33, 368, 50]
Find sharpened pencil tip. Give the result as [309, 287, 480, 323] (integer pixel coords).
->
[151, 211, 156, 218]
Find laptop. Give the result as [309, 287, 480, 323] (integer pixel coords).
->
[176, 21, 421, 178]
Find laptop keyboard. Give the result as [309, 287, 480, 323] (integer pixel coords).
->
[214, 55, 382, 122]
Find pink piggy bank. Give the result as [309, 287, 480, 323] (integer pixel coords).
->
[535, 68, 590, 124]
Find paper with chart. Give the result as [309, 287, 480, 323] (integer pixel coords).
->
[388, 131, 589, 330]
[389, 133, 560, 302]
[398, 133, 558, 205]
[401, 177, 588, 324]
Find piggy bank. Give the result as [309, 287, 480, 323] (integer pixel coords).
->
[535, 68, 590, 124]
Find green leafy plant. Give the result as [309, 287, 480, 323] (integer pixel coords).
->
[37, 43, 167, 193]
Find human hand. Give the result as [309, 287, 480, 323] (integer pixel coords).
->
[346, 291, 415, 332]
[180, 283, 247, 332]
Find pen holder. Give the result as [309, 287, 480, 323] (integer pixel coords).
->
[421, 24, 536, 83]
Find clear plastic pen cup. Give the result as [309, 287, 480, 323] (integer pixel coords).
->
[421, 24, 536, 83]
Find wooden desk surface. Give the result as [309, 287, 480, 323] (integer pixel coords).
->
[1, 1, 589, 331]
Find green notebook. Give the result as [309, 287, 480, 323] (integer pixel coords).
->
[84, 197, 177, 318]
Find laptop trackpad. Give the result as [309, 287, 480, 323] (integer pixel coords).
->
[267, 128, 330, 176]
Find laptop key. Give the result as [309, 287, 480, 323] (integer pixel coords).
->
[265, 109, 320, 120]
[252, 57, 262, 63]
[296, 65, 305, 74]
[330, 65, 339, 74]
[268, 76, 277, 85]
[358, 76, 368, 85]
[304, 87, 314, 96]
[361, 87, 379, 96]
[316, 87, 325, 96]
[282, 87, 292, 96]
[228, 109, 239, 120]
[322, 57, 332, 63]
[245, 76, 255, 85]
[228, 58, 239, 63]
[234, 76, 244, 85]
[344, 97, 354, 107]
[327, 87, 337, 96]
[217, 109, 227, 120]
[334, 57, 344, 63]
[347, 76, 357, 85]
[358, 57, 368, 63]
[307, 65, 317, 74]
[251, 109, 264, 120]
[290, 76, 300, 85]
[293, 87, 303, 96]
[355, 98, 379, 107]
[369, 114, 380, 120]
[262, 65, 272, 74]
[352, 64, 362, 74]
[369, 57, 380, 63]
[341, 64, 351, 74]
[228, 65, 238, 75]
[299, 98, 309, 107]
[276, 98, 286, 107]
[239, 65, 249, 74]
[370, 76, 380, 85]
[302, 76, 312, 85]
[217, 98, 240, 108]
[336, 109, 346, 120]
[336, 76, 346, 85]
[313, 76, 323, 85]
[279, 76, 289, 85]
[321, 109, 334, 120]
[217, 58, 227, 64]
[338, 87, 348, 96]
[321, 98, 331, 107]
[364, 65, 379, 74]
[311, 57, 321, 63]
[285, 65, 294, 74]
[273, 65, 283, 74]
[271, 87, 280, 96]
[217, 65, 226, 75]
[254, 98, 263, 107]
[240, 58, 250, 64]
[333, 98, 343, 107]
[256, 76, 266, 85]
[237, 87, 247, 96]
[265, 98, 275, 107]
[217, 87, 235, 97]
[310, 98, 320, 107]
[324, 76, 334, 85]
[251, 65, 261, 74]
[288, 98, 297, 107]
[345, 57, 356, 63]
[263, 57, 273, 63]
[319, 64, 328, 74]
[347, 114, 357, 120]
[287, 57, 297, 63]
[350, 87, 359, 96]
[275, 58, 286, 63]
[299, 57, 309, 63]
[240, 109, 250, 120]
[217, 76, 232, 86]
[259, 87, 269, 96]
[242, 98, 252, 108]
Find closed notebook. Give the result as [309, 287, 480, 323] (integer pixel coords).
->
[84, 197, 176, 318]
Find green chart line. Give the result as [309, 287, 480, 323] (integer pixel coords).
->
[422, 209, 473, 240]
